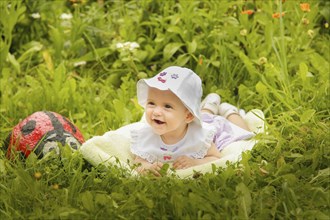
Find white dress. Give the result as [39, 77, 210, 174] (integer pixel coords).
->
[130, 121, 216, 163]
[130, 113, 255, 163]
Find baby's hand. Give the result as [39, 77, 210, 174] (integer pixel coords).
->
[173, 156, 196, 170]
[136, 161, 164, 176]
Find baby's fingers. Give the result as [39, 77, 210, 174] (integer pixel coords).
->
[155, 162, 164, 169]
[149, 169, 161, 177]
[173, 160, 186, 169]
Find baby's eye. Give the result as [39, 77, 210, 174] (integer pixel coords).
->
[147, 101, 155, 106]
[164, 104, 172, 109]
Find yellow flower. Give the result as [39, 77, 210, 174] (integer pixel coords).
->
[34, 172, 42, 180]
[52, 184, 60, 190]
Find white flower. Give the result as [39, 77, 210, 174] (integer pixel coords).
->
[116, 43, 124, 49]
[307, 29, 314, 38]
[116, 41, 140, 51]
[60, 13, 73, 20]
[73, 61, 86, 67]
[129, 42, 140, 50]
[31, 13, 41, 19]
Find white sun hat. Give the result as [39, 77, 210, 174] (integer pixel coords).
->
[137, 66, 202, 125]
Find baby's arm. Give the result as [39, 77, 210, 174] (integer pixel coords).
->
[133, 156, 164, 176]
[172, 142, 221, 170]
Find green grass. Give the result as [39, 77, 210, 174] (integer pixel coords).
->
[1, 0, 329, 219]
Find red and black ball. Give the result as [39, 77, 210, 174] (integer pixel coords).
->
[5, 111, 85, 159]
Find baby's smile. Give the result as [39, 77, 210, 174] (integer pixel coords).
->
[153, 119, 165, 124]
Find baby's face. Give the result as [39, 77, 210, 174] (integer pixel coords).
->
[145, 88, 193, 142]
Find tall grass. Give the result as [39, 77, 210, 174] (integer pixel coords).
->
[1, 0, 329, 219]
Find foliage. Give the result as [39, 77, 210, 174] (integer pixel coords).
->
[0, 0, 329, 219]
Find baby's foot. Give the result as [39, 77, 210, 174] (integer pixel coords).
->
[218, 102, 239, 118]
[201, 93, 221, 114]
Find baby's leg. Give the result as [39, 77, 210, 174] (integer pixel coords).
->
[218, 103, 250, 131]
[201, 93, 252, 131]
[226, 113, 250, 131]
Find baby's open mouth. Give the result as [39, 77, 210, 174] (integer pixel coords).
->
[154, 119, 165, 124]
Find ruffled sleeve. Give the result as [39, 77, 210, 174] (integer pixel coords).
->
[187, 123, 217, 159]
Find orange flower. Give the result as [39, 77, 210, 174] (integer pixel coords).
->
[241, 10, 254, 15]
[198, 56, 203, 65]
[272, 12, 285, 18]
[300, 3, 310, 12]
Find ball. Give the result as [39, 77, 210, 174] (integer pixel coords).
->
[5, 111, 85, 159]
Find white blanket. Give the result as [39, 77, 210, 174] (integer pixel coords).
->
[80, 109, 265, 178]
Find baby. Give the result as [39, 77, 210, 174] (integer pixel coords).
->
[131, 66, 254, 176]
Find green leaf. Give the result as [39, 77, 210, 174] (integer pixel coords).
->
[95, 193, 110, 207]
[160, 163, 170, 176]
[300, 109, 316, 123]
[211, 163, 216, 173]
[53, 63, 66, 92]
[163, 43, 183, 61]
[227, 44, 258, 78]
[0, 159, 6, 174]
[7, 53, 20, 73]
[137, 193, 154, 209]
[72, 47, 111, 63]
[236, 182, 252, 219]
[167, 26, 182, 34]
[211, 60, 220, 67]
[73, 111, 86, 120]
[25, 152, 38, 166]
[298, 62, 308, 82]
[17, 41, 43, 63]
[26, 75, 40, 88]
[187, 40, 197, 54]
[68, 78, 77, 93]
[48, 25, 64, 59]
[255, 81, 268, 95]
[310, 52, 329, 81]
[175, 54, 190, 66]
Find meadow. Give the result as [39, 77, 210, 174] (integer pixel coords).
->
[0, 0, 329, 219]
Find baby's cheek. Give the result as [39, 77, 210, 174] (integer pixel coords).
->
[145, 110, 152, 121]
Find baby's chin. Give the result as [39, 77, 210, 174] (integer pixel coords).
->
[149, 124, 166, 136]
[151, 129, 166, 136]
